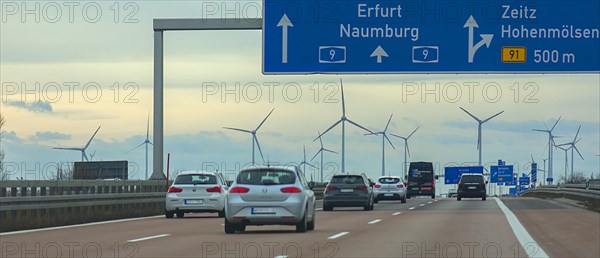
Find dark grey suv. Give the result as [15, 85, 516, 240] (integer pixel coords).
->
[457, 173, 487, 201]
[323, 173, 375, 211]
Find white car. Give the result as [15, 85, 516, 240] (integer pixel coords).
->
[165, 171, 228, 218]
[373, 176, 407, 203]
[224, 166, 316, 233]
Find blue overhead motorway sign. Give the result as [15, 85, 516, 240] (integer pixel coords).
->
[263, 0, 600, 74]
[490, 165, 513, 183]
[444, 166, 483, 184]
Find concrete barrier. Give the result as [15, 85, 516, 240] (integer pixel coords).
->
[522, 187, 600, 212]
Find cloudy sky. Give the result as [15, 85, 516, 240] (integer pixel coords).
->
[1, 1, 599, 186]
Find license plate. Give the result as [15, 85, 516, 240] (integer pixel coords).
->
[252, 208, 276, 214]
[468, 186, 476, 190]
[185, 199, 203, 205]
[340, 189, 354, 193]
[421, 187, 432, 191]
[412, 187, 419, 190]
[384, 193, 393, 197]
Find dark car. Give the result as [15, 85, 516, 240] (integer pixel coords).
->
[457, 173, 487, 201]
[323, 173, 375, 211]
[406, 162, 438, 199]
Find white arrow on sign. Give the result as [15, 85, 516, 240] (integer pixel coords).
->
[277, 14, 293, 64]
[464, 15, 493, 63]
[370, 45, 388, 63]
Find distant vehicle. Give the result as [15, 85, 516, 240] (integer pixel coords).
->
[457, 173, 487, 201]
[406, 162, 438, 199]
[448, 189, 458, 198]
[373, 176, 406, 203]
[165, 171, 229, 218]
[224, 166, 316, 233]
[323, 173, 375, 211]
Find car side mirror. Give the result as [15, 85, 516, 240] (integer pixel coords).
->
[227, 181, 233, 187]
[308, 181, 316, 190]
[485, 181, 489, 184]
[370, 182, 375, 187]
[404, 175, 408, 180]
[434, 175, 439, 180]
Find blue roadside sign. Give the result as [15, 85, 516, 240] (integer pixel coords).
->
[519, 176, 530, 186]
[263, 0, 600, 74]
[531, 163, 537, 183]
[491, 165, 513, 183]
[444, 166, 483, 184]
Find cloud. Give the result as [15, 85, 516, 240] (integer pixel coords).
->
[6, 100, 53, 113]
[29, 131, 71, 142]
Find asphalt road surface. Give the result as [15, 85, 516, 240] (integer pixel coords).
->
[1, 197, 598, 258]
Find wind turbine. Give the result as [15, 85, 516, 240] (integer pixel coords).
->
[460, 107, 504, 166]
[391, 126, 419, 179]
[299, 145, 318, 180]
[311, 132, 338, 182]
[533, 117, 561, 184]
[556, 125, 584, 180]
[554, 144, 570, 182]
[53, 126, 101, 162]
[126, 114, 153, 180]
[224, 108, 274, 165]
[314, 79, 373, 173]
[365, 114, 396, 176]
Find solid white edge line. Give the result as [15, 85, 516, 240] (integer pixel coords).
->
[409, 207, 415, 210]
[428, 201, 433, 204]
[327, 232, 349, 240]
[0, 215, 163, 236]
[494, 197, 550, 258]
[367, 219, 382, 224]
[419, 204, 425, 206]
[392, 212, 402, 216]
[316, 208, 323, 211]
[128, 234, 170, 243]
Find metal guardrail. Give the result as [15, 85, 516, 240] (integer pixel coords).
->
[522, 187, 600, 212]
[0, 192, 166, 211]
[0, 180, 169, 197]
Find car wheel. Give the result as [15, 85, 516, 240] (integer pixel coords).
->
[218, 209, 225, 218]
[370, 199, 375, 210]
[364, 199, 372, 211]
[296, 210, 308, 233]
[224, 219, 237, 234]
[482, 196, 487, 201]
[457, 196, 462, 201]
[431, 194, 435, 199]
[401, 196, 407, 203]
[374, 198, 379, 204]
[323, 205, 333, 211]
[307, 213, 315, 231]
[237, 224, 246, 232]
[176, 212, 184, 218]
[407, 194, 411, 199]
[165, 211, 174, 219]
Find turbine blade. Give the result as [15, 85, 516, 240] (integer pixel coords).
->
[340, 79, 346, 116]
[574, 146, 584, 160]
[482, 111, 504, 123]
[389, 133, 407, 140]
[314, 120, 342, 141]
[531, 154, 535, 163]
[406, 143, 411, 157]
[533, 129, 550, 132]
[550, 116, 561, 131]
[83, 151, 89, 161]
[407, 127, 420, 139]
[318, 131, 324, 147]
[460, 107, 481, 122]
[310, 150, 321, 161]
[84, 126, 101, 150]
[574, 124, 581, 142]
[53, 147, 82, 151]
[254, 136, 265, 162]
[384, 134, 396, 150]
[125, 142, 146, 154]
[308, 163, 318, 169]
[324, 149, 338, 154]
[346, 118, 373, 134]
[364, 132, 379, 136]
[384, 114, 393, 132]
[146, 112, 150, 139]
[223, 127, 252, 133]
[256, 108, 275, 131]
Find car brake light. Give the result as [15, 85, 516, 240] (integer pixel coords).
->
[355, 185, 368, 191]
[397, 184, 404, 188]
[230, 187, 250, 193]
[280, 187, 302, 193]
[459, 181, 465, 186]
[432, 179, 435, 186]
[480, 181, 485, 186]
[167, 186, 183, 193]
[326, 186, 337, 191]
[206, 186, 222, 193]
[374, 184, 382, 188]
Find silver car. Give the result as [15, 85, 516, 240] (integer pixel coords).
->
[224, 166, 316, 233]
[165, 171, 228, 218]
[373, 176, 407, 203]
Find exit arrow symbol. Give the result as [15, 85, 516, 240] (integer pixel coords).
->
[370, 45, 388, 63]
[464, 15, 493, 63]
[277, 14, 293, 64]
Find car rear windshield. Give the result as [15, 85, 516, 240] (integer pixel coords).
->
[237, 170, 296, 185]
[409, 171, 433, 181]
[378, 178, 400, 184]
[175, 174, 217, 185]
[330, 175, 364, 184]
[461, 175, 484, 183]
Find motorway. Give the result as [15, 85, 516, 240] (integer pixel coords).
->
[1, 197, 598, 258]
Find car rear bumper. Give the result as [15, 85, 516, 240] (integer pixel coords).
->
[375, 193, 404, 200]
[165, 197, 225, 212]
[225, 198, 307, 225]
[458, 190, 486, 197]
[323, 196, 369, 207]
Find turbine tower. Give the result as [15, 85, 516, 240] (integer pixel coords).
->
[555, 144, 570, 182]
[224, 108, 274, 165]
[556, 125, 584, 180]
[391, 126, 419, 179]
[533, 117, 561, 184]
[311, 132, 338, 182]
[299, 145, 318, 180]
[53, 126, 101, 162]
[315, 79, 373, 173]
[460, 107, 504, 166]
[366, 114, 395, 176]
[126, 114, 153, 180]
